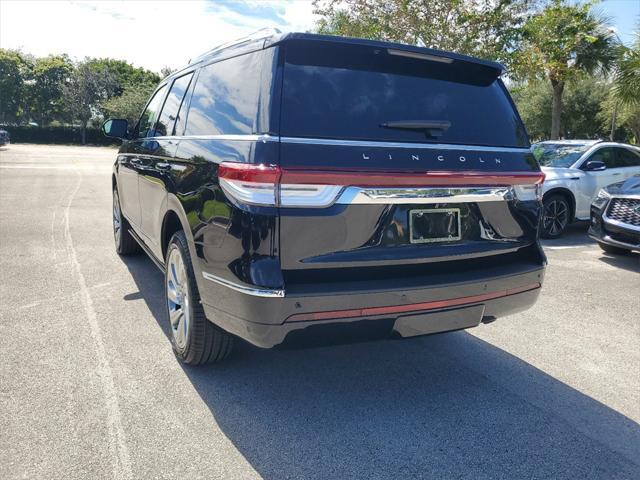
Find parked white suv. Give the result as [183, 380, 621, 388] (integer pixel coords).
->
[533, 140, 640, 238]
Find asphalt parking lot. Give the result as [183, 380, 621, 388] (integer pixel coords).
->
[1, 143, 639, 480]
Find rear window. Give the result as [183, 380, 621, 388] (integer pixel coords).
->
[281, 41, 528, 148]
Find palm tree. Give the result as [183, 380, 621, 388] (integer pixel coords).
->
[516, 1, 618, 139]
[613, 29, 640, 105]
[608, 27, 639, 141]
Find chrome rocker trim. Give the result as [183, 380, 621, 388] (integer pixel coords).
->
[336, 186, 515, 205]
[202, 272, 285, 298]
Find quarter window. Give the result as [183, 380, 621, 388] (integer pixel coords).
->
[184, 53, 261, 136]
[616, 148, 640, 167]
[155, 72, 194, 137]
[138, 85, 167, 138]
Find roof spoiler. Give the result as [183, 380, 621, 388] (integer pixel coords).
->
[188, 27, 282, 65]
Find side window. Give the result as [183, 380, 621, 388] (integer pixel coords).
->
[616, 148, 640, 167]
[184, 52, 261, 136]
[588, 148, 618, 169]
[155, 72, 194, 137]
[138, 85, 167, 138]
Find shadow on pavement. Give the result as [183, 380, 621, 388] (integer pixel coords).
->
[540, 222, 596, 249]
[598, 250, 640, 273]
[121, 254, 640, 479]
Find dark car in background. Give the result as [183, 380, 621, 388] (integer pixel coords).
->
[0, 129, 10, 146]
[103, 31, 546, 364]
[589, 175, 640, 254]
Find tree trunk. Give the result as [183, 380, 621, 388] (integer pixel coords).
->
[81, 121, 87, 145]
[609, 102, 618, 141]
[550, 80, 564, 140]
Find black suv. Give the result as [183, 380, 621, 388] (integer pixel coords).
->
[103, 31, 546, 364]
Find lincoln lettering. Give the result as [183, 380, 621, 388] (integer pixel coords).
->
[361, 152, 502, 165]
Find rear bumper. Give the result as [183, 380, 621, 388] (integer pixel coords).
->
[202, 262, 545, 348]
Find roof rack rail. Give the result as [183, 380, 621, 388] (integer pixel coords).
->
[188, 27, 282, 64]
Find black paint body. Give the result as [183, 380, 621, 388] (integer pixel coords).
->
[112, 33, 546, 348]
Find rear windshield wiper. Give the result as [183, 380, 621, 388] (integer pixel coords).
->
[380, 120, 451, 138]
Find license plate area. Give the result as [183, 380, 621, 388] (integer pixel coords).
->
[409, 208, 461, 244]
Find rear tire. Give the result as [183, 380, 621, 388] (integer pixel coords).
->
[165, 230, 233, 365]
[542, 194, 571, 239]
[598, 242, 629, 255]
[113, 188, 140, 255]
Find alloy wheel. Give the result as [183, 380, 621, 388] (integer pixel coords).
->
[113, 190, 122, 246]
[543, 199, 569, 236]
[166, 247, 190, 350]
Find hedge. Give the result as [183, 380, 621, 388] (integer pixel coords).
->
[0, 125, 119, 145]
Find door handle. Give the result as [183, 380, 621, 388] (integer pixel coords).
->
[612, 172, 622, 176]
[156, 162, 172, 170]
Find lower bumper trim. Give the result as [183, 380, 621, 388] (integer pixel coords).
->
[202, 272, 285, 298]
[286, 282, 541, 322]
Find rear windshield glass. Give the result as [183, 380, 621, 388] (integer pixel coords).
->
[280, 41, 528, 148]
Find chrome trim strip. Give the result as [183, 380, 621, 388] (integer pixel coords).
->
[605, 194, 640, 200]
[151, 134, 278, 143]
[591, 234, 640, 251]
[602, 215, 640, 233]
[336, 186, 514, 204]
[127, 134, 530, 152]
[279, 136, 530, 153]
[202, 272, 285, 298]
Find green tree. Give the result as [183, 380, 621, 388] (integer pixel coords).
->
[514, 1, 617, 139]
[85, 58, 160, 96]
[29, 55, 73, 126]
[606, 28, 640, 142]
[101, 82, 157, 126]
[510, 80, 552, 140]
[612, 30, 640, 106]
[600, 95, 640, 144]
[0, 49, 28, 124]
[62, 60, 118, 144]
[313, 0, 532, 66]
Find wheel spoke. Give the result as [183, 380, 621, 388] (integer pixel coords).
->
[167, 283, 179, 304]
[174, 314, 185, 345]
[169, 307, 183, 328]
[170, 261, 181, 290]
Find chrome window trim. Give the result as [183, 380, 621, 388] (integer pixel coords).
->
[202, 272, 285, 298]
[151, 134, 278, 143]
[144, 134, 530, 152]
[336, 186, 515, 205]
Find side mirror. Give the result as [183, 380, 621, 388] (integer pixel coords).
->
[102, 119, 129, 139]
[585, 160, 606, 172]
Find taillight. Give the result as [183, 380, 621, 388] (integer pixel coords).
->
[218, 163, 280, 206]
[218, 162, 545, 207]
[513, 183, 543, 201]
[218, 163, 343, 207]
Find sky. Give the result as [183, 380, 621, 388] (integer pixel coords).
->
[0, 0, 638, 73]
[0, 0, 319, 72]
